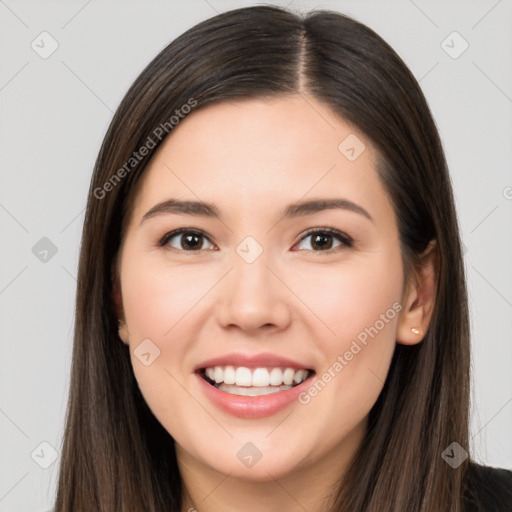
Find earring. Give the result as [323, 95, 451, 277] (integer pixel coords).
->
[411, 327, 423, 335]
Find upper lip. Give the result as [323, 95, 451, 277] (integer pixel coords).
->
[194, 352, 314, 372]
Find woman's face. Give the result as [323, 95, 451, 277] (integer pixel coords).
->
[116, 95, 416, 481]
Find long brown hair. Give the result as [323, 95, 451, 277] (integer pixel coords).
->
[54, 6, 471, 511]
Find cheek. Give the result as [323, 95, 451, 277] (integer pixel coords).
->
[290, 254, 403, 344]
[119, 257, 203, 430]
[119, 253, 201, 393]
[291, 253, 403, 406]
[120, 254, 209, 341]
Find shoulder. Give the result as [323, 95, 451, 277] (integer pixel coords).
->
[462, 461, 512, 512]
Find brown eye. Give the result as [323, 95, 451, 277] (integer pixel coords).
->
[295, 229, 353, 252]
[160, 229, 215, 251]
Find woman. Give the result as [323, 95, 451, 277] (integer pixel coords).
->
[53, 5, 512, 511]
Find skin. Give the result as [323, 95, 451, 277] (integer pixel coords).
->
[115, 94, 437, 512]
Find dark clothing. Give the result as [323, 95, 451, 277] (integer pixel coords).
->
[463, 462, 512, 511]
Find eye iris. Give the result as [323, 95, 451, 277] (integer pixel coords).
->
[182, 233, 202, 250]
[311, 233, 333, 250]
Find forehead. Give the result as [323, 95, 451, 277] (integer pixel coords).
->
[129, 95, 393, 227]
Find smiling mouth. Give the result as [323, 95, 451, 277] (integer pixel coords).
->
[199, 366, 314, 397]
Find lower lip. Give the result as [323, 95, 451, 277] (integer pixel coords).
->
[195, 372, 315, 419]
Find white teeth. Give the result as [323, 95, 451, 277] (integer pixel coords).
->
[203, 365, 310, 388]
[269, 368, 282, 386]
[235, 367, 252, 386]
[223, 365, 236, 385]
[283, 368, 295, 385]
[294, 369, 308, 384]
[252, 368, 269, 387]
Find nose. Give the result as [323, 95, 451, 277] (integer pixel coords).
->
[215, 247, 292, 334]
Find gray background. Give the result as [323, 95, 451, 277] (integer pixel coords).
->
[0, 0, 511, 510]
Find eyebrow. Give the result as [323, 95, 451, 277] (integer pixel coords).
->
[140, 197, 374, 224]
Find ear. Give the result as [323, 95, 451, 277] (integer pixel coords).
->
[112, 267, 129, 345]
[396, 240, 438, 345]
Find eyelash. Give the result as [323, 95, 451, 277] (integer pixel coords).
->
[158, 227, 354, 254]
